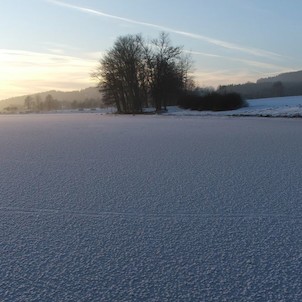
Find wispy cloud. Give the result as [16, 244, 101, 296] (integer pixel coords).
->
[46, 0, 281, 59]
[232, 58, 285, 70]
[184, 49, 285, 70]
[193, 70, 259, 88]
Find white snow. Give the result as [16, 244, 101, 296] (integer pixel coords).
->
[0, 113, 302, 301]
[165, 95, 302, 117]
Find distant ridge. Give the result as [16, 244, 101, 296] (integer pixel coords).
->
[0, 87, 102, 110]
[218, 70, 302, 99]
[257, 70, 302, 83]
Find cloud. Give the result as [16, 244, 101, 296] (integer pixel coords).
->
[193, 70, 258, 88]
[46, 0, 281, 59]
[184, 49, 285, 70]
[0, 49, 97, 100]
[233, 58, 285, 70]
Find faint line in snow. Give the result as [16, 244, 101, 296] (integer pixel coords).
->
[0, 206, 301, 220]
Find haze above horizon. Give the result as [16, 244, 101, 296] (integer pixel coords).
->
[1, 0, 302, 100]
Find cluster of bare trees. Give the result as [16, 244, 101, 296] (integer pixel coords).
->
[24, 94, 60, 111]
[23, 94, 104, 112]
[93, 33, 193, 113]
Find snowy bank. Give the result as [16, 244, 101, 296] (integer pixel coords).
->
[164, 95, 302, 118]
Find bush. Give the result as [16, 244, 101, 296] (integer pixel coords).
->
[178, 92, 246, 111]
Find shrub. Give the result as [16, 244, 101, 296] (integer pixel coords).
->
[178, 92, 246, 111]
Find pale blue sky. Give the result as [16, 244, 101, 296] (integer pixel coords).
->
[1, 0, 301, 99]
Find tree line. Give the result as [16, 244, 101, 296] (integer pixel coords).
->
[23, 94, 104, 112]
[24, 94, 60, 111]
[178, 92, 246, 111]
[217, 81, 302, 99]
[92, 32, 193, 113]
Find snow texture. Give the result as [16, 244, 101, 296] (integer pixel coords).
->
[1, 113, 302, 301]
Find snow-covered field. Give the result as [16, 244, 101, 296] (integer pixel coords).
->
[165, 95, 302, 117]
[1, 114, 302, 301]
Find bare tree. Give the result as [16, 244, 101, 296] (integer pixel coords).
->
[44, 94, 59, 111]
[148, 33, 183, 111]
[24, 95, 34, 110]
[93, 34, 147, 113]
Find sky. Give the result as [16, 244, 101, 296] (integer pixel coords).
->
[1, 0, 302, 100]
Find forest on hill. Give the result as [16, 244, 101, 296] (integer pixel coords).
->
[0, 87, 103, 112]
[217, 70, 302, 99]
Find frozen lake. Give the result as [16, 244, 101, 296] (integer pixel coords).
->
[1, 114, 302, 301]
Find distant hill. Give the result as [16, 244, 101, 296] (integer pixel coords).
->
[257, 70, 302, 83]
[0, 87, 103, 111]
[218, 70, 302, 99]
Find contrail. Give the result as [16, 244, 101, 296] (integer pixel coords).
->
[46, 0, 281, 59]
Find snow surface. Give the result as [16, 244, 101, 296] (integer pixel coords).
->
[165, 95, 302, 117]
[1, 114, 302, 301]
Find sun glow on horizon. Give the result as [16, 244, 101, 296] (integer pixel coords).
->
[0, 49, 101, 100]
[1, 47, 291, 101]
